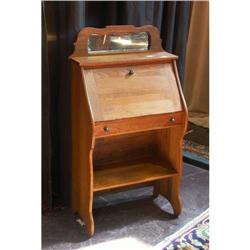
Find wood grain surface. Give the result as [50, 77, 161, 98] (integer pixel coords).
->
[94, 161, 178, 192]
[84, 63, 182, 122]
[70, 25, 188, 237]
[71, 61, 95, 236]
[71, 51, 177, 68]
[94, 112, 184, 138]
[94, 131, 157, 167]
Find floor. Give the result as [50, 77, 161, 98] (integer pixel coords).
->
[42, 163, 209, 250]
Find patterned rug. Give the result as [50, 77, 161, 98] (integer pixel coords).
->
[156, 209, 209, 250]
[183, 140, 209, 165]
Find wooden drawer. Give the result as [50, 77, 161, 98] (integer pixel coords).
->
[94, 112, 185, 137]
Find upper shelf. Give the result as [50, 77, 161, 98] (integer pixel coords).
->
[71, 51, 177, 68]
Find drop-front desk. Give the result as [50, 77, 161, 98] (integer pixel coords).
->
[69, 25, 188, 236]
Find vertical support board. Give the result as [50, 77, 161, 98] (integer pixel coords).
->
[71, 61, 95, 236]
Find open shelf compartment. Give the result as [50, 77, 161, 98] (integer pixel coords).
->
[93, 128, 181, 193]
[93, 161, 177, 192]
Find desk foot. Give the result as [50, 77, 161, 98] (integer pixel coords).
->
[78, 210, 94, 237]
[85, 213, 94, 237]
[157, 176, 182, 216]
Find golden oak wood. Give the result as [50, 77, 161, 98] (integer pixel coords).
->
[94, 161, 178, 192]
[94, 112, 184, 138]
[94, 131, 157, 167]
[71, 51, 177, 68]
[153, 126, 185, 216]
[84, 63, 182, 121]
[70, 25, 188, 236]
[71, 61, 95, 236]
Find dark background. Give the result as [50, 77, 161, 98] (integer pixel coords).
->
[42, 1, 191, 208]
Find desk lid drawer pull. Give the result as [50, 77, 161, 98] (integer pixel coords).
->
[127, 69, 134, 76]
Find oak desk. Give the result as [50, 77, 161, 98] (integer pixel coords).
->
[69, 25, 188, 236]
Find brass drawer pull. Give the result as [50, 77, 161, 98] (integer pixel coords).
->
[103, 126, 109, 132]
[169, 117, 176, 123]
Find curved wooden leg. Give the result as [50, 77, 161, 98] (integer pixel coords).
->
[157, 176, 182, 216]
[167, 177, 182, 216]
[155, 125, 185, 216]
[78, 155, 95, 237]
[84, 211, 95, 237]
[168, 190, 182, 216]
[79, 197, 95, 237]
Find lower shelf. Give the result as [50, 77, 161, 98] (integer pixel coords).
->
[93, 161, 178, 192]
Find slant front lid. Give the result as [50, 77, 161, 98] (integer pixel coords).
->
[83, 63, 182, 122]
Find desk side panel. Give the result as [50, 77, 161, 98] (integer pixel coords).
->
[71, 61, 95, 236]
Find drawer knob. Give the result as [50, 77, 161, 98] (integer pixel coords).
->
[128, 69, 134, 75]
[103, 126, 109, 132]
[169, 117, 176, 123]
